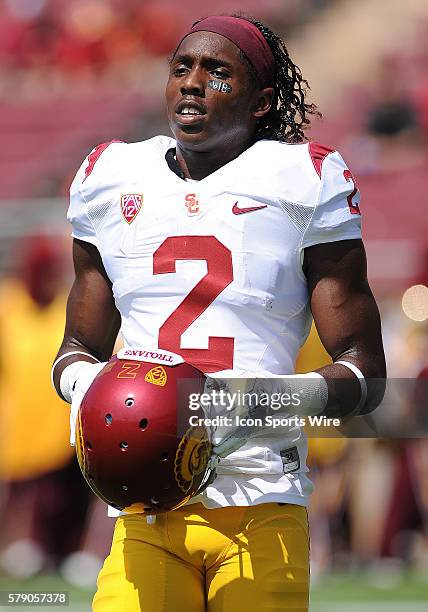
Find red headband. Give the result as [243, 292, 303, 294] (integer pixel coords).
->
[175, 16, 275, 87]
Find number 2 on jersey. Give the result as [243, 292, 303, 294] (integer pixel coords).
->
[343, 169, 361, 215]
[153, 236, 234, 373]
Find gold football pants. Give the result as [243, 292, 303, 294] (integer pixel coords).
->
[93, 502, 309, 612]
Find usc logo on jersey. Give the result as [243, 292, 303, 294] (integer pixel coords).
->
[184, 193, 200, 216]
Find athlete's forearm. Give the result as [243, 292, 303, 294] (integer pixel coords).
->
[52, 239, 121, 401]
[253, 353, 385, 420]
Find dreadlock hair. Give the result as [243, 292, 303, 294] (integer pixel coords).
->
[235, 14, 321, 143]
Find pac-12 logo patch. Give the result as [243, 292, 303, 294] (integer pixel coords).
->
[144, 366, 167, 387]
[121, 194, 143, 224]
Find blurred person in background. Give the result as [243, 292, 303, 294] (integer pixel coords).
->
[345, 55, 426, 176]
[52, 13, 385, 612]
[379, 367, 428, 570]
[0, 235, 92, 577]
[364, 56, 425, 172]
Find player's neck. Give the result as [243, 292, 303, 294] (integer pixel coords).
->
[175, 138, 253, 180]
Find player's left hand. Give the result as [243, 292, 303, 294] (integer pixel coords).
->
[203, 373, 321, 460]
[202, 374, 264, 460]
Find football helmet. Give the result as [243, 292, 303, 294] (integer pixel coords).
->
[75, 349, 213, 514]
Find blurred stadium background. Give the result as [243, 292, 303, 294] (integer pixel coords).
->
[0, 0, 427, 609]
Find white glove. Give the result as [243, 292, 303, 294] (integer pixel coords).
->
[203, 372, 328, 460]
[202, 375, 260, 461]
[65, 361, 106, 446]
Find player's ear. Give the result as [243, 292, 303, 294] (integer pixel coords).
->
[252, 87, 274, 118]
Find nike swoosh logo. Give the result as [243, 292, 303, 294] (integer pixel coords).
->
[232, 202, 267, 215]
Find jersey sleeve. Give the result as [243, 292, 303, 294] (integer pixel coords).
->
[301, 149, 362, 250]
[66, 155, 99, 248]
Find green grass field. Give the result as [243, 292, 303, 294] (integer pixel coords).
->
[0, 571, 426, 611]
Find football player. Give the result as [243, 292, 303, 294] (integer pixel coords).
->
[52, 14, 386, 612]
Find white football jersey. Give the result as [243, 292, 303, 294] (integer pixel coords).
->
[68, 136, 361, 509]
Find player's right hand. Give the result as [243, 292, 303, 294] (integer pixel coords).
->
[69, 361, 106, 446]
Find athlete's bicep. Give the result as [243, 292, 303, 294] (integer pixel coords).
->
[63, 238, 121, 360]
[303, 239, 386, 408]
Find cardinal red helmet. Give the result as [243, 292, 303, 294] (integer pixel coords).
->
[75, 349, 212, 514]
